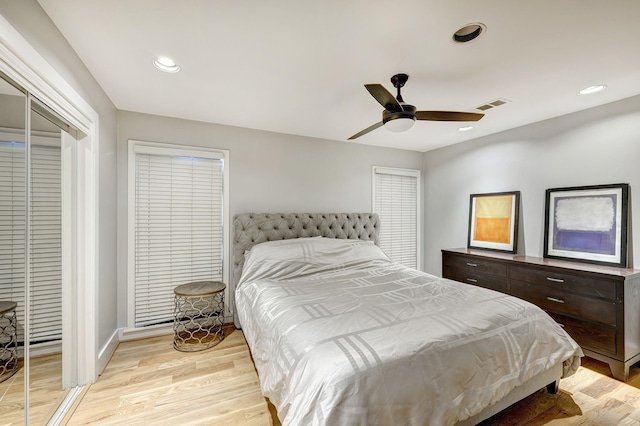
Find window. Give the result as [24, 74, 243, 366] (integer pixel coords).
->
[128, 141, 229, 328]
[373, 167, 421, 269]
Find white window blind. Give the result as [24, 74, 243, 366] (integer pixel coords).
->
[0, 138, 62, 344]
[373, 167, 421, 269]
[30, 143, 62, 342]
[134, 151, 224, 327]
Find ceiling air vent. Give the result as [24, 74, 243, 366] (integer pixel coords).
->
[474, 98, 510, 112]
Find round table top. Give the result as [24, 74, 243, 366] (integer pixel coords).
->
[0, 301, 17, 315]
[174, 281, 226, 297]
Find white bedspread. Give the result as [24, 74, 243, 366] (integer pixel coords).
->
[236, 237, 582, 426]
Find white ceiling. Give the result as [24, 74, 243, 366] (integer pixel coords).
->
[37, 0, 640, 152]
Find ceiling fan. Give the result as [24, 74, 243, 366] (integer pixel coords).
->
[348, 73, 484, 140]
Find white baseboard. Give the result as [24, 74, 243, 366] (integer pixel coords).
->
[97, 329, 119, 375]
[119, 323, 173, 341]
[119, 315, 235, 342]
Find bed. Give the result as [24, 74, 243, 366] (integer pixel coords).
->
[232, 213, 583, 425]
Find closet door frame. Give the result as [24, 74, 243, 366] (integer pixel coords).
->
[0, 13, 99, 392]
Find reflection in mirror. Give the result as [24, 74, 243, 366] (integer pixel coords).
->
[28, 99, 70, 424]
[0, 73, 76, 424]
[0, 74, 27, 423]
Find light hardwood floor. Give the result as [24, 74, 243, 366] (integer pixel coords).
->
[0, 354, 69, 426]
[64, 327, 270, 426]
[481, 356, 640, 425]
[59, 328, 640, 426]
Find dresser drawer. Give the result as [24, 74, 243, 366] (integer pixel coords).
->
[510, 265, 616, 300]
[511, 279, 616, 326]
[443, 266, 508, 293]
[442, 253, 507, 277]
[547, 311, 616, 357]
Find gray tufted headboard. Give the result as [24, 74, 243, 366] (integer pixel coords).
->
[231, 213, 379, 327]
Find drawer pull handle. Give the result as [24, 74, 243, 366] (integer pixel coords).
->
[466, 278, 478, 283]
[546, 296, 565, 304]
[466, 262, 478, 267]
[546, 277, 565, 283]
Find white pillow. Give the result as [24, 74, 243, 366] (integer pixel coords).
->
[239, 237, 390, 286]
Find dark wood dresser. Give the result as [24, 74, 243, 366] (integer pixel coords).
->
[442, 248, 640, 381]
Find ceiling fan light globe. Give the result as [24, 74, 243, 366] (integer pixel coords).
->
[384, 116, 415, 133]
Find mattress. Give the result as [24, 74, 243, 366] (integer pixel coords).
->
[236, 237, 582, 425]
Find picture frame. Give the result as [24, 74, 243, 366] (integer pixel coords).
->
[467, 191, 520, 253]
[544, 183, 629, 267]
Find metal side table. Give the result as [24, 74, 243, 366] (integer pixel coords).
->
[0, 301, 18, 382]
[173, 281, 225, 352]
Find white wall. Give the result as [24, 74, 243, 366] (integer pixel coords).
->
[117, 110, 423, 328]
[0, 1, 119, 357]
[422, 94, 640, 275]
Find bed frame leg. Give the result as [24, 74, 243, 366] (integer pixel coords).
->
[546, 380, 559, 394]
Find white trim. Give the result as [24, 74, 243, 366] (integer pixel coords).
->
[97, 329, 119, 375]
[373, 166, 421, 178]
[0, 7, 100, 396]
[127, 139, 231, 329]
[222, 150, 231, 312]
[127, 141, 136, 328]
[132, 141, 225, 160]
[119, 324, 173, 341]
[61, 129, 77, 389]
[76, 128, 98, 385]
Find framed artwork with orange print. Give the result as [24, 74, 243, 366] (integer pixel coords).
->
[467, 191, 520, 253]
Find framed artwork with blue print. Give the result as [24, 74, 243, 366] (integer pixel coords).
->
[544, 183, 629, 267]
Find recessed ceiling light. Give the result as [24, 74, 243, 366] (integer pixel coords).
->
[578, 85, 607, 95]
[153, 56, 181, 73]
[458, 126, 474, 132]
[452, 23, 486, 43]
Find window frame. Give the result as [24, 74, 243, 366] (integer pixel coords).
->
[372, 166, 422, 270]
[127, 140, 230, 330]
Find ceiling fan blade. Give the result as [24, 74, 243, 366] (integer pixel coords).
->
[416, 111, 484, 122]
[365, 84, 403, 112]
[348, 121, 384, 140]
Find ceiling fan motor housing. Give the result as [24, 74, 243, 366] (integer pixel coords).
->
[383, 104, 417, 125]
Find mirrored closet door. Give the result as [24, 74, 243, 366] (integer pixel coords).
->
[0, 72, 78, 425]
